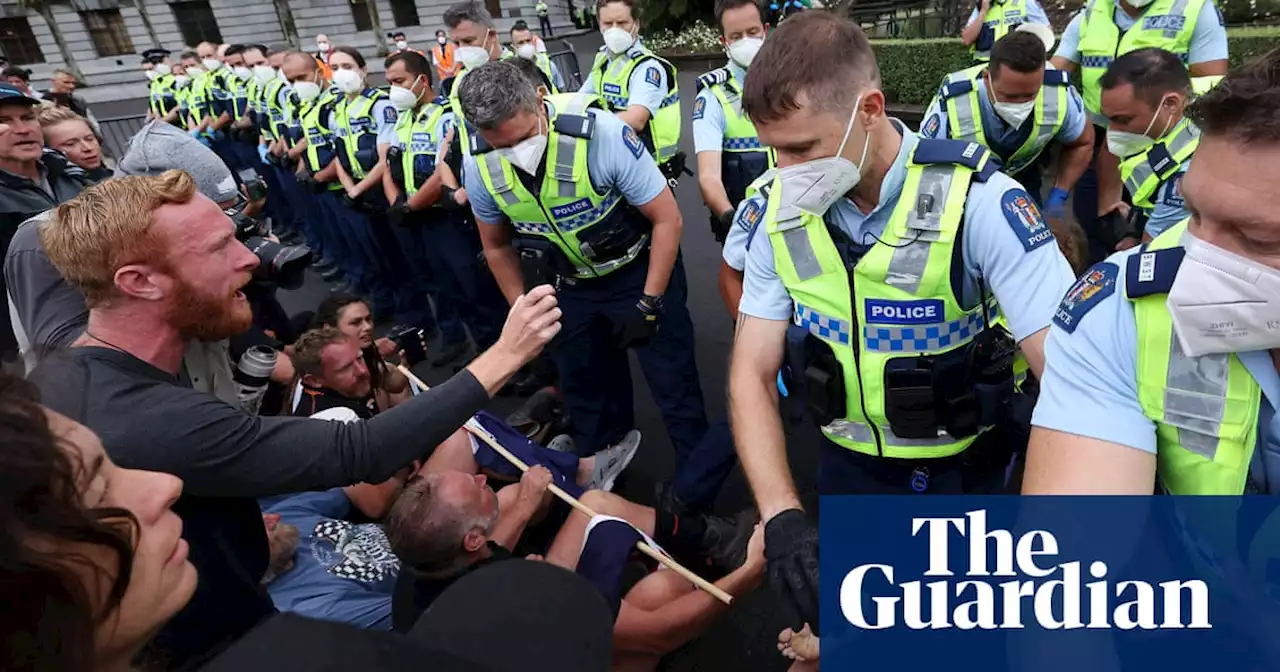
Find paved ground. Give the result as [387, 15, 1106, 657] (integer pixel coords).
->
[263, 33, 819, 670]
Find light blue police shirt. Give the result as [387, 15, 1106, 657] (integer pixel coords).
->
[261, 489, 400, 629]
[692, 61, 748, 155]
[578, 40, 670, 116]
[919, 71, 1086, 171]
[550, 59, 566, 91]
[463, 101, 668, 225]
[965, 0, 1050, 26]
[1144, 159, 1191, 238]
[385, 101, 455, 151]
[737, 122, 1075, 344]
[1055, 0, 1229, 66]
[1031, 245, 1280, 492]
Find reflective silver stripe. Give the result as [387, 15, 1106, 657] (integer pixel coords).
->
[782, 226, 823, 281]
[1124, 122, 1198, 200]
[888, 165, 953, 293]
[951, 90, 981, 144]
[824, 420, 960, 447]
[552, 95, 594, 195]
[1164, 332, 1228, 459]
[1009, 88, 1061, 174]
[481, 156, 522, 207]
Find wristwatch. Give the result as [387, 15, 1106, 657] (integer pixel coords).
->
[639, 293, 665, 312]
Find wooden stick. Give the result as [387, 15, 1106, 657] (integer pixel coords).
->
[398, 365, 734, 605]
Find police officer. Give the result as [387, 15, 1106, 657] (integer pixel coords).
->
[921, 31, 1093, 215]
[382, 50, 506, 359]
[1024, 48, 1280, 497]
[1051, 0, 1227, 263]
[1099, 48, 1220, 249]
[457, 62, 726, 506]
[224, 45, 269, 175]
[511, 20, 564, 93]
[696, 0, 775, 319]
[142, 48, 180, 125]
[579, 0, 684, 181]
[196, 42, 240, 168]
[180, 50, 213, 139]
[728, 11, 1076, 627]
[441, 1, 513, 162]
[537, 0, 553, 37]
[960, 0, 1050, 63]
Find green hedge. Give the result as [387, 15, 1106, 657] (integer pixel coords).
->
[876, 26, 1280, 106]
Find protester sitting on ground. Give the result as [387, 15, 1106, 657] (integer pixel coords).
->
[28, 169, 563, 669]
[386, 467, 763, 669]
[308, 293, 417, 411]
[37, 104, 109, 182]
[0, 374, 197, 672]
[289, 326, 640, 493]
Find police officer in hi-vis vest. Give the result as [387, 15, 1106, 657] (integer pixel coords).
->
[142, 48, 180, 125]
[960, 0, 1050, 62]
[696, 0, 776, 320]
[511, 20, 564, 93]
[1050, 0, 1227, 264]
[921, 31, 1094, 217]
[579, 0, 685, 183]
[728, 11, 1077, 628]
[441, 1, 514, 165]
[1025, 47, 1280, 498]
[458, 61, 736, 511]
[1097, 48, 1221, 249]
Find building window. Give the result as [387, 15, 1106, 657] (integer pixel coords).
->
[349, 0, 374, 31]
[81, 9, 134, 57]
[389, 0, 420, 27]
[171, 0, 222, 46]
[0, 18, 44, 65]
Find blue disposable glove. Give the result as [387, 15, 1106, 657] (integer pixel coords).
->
[257, 143, 270, 163]
[189, 127, 203, 139]
[1045, 187, 1070, 220]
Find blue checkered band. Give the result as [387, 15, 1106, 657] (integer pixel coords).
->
[660, 92, 679, 108]
[863, 304, 999, 353]
[603, 94, 629, 109]
[723, 136, 763, 150]
[794, 304, 852, 346]
[513, 220, 555, 234]
[1081, 55, 1113, 69]
[553, 191, 623, 232]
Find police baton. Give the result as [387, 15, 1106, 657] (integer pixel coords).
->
[396, 364, 734, 605]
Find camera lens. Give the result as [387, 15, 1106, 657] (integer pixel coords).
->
[245, 236, 314, 290]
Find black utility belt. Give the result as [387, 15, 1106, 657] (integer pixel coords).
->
[782, 324, 1019, 441]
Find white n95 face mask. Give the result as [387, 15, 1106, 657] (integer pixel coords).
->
[500, 117, 548, 175]
[603, 27, 635, 54]
[233, 66, 253, 81]
[174, 74, 190, 87]
[253, 65, 276, 84]
[186, 66, 205, 78]
[517, 43, 538, 60]
[1167, 232, 1280, 357]
[776, 94, 870, 216]
[727, 37, 764, 69]
[155, 63, 172, 76]
[1106, 95, 1170, 157]
[293, 81, 322, 103]
[456, 45, 490, 70]
[332, 68, 363, 94]
[202, 58, 222, 71]
[388, 79, 421, 111]
[144, 69, 158, 81]
[396, 40, 409, 50]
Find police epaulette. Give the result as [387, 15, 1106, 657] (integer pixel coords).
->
[912, 138, 999, 180]
[696, 68, 730, 92]
[468, 123, 493, 154]
[1044, 69, 1071, 86]
[553, 113, 595, 139]
[1125, 246, 1185, 298]
[939, 78, 974, 100]
[431, 95, 448, 106]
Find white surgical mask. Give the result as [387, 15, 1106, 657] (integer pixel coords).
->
[233, 66, 253, 81]
[185, 66, 205, 77]
[253, 65, 276, 84]
[776, 94, 871, 216]
[155, 63, 172, 76]
[318, 42, 331, 53]
[278, 69, 290, 83]
[727, 37, 763, 69]
[603, 27, 636, 55]
[388, 78, 422, 111]
[332, 68, 363, 94]
[517, 43, 538, 60]
[396, 40, 409, 50]
[499, 116, 548, 175]
[456, 45, 490, 70]
[144, 69, 158, 81]
[174, 74, 190, 87]
[1167, 232, 1280, 356]
[1106, 96, 1171, 157]
[1128, 0, 1157, 7]
[202, 58, 221, 71]
[989, 81, 1036, 129]
[293, 80, 322, 103]
[437, 36, 448, 45]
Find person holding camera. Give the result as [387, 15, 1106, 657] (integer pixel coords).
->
[28, 168, 562, 669]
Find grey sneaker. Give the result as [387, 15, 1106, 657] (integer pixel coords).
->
[547, 434, 576, 453]
[585, 429, 641, 492]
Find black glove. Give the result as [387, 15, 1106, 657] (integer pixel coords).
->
[297, 173, 324, 194]
[440, 185, 464, 211]
[764, 509, 820, 634]
[613, 295, 662, 350]
[388, 200, 411, 227]
[711, 208, 735, 244]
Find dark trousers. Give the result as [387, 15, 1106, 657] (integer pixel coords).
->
[539, 15, 553, 36]
[1071, 125, 1113, 265]
[670, 418, 738, 512]
[320, 192, 400, 319]
[816, 434, 1011, 495]
[412, 210, 505, 349]
[552, 252, 710, 469]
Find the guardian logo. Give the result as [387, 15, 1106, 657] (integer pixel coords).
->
[842, 510, 1211, 631]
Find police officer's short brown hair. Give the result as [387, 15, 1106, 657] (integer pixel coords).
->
[741, 10, 879, 125]
[1189, 45, 1280, 144]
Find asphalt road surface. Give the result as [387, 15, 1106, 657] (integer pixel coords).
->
[271, 33, 822, 671]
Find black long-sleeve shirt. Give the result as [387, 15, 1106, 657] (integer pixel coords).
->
[31, 346, 490, 670]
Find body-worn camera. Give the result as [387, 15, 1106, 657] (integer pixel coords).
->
[227, 208, 312, 290]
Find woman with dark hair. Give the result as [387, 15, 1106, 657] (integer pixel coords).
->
[0, 376, 195, 671]
[310, 292, 417, 412]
